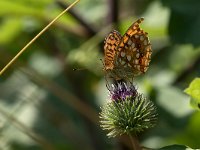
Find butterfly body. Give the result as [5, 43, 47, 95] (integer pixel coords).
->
[104, 18, 152, 80]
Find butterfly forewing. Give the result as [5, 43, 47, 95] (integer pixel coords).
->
[115, 18, 152, 76]
[104, 30, 122, 70]
[103, 18, 152, 80]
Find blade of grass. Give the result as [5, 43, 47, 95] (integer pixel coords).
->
[0, 0, 80, 76]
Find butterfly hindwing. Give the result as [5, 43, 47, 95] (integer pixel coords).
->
[115, 18, 152, 75]
[104, 30, 122, 70]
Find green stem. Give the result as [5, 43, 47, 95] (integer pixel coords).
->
[128, 134, 141, 150]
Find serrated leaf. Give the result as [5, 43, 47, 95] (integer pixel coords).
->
[184, 78, 200, 110]
[185, 78, 200, 99]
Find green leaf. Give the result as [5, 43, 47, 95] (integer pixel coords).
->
[184, 78, 200, 110]
[0, 0, 43, 16]
[158, 144, 194, 150]
[0, 18, 22, 44]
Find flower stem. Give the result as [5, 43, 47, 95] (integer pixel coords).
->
[128, 134, 141, 150]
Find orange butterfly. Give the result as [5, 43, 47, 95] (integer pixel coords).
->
[104, 18, 152, 80]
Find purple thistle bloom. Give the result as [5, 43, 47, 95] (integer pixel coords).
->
[109, 82, 138, 101]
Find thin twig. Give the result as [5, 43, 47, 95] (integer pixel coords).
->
[57, 1, 97, 37]
[0, 0, 80, 76]
[107, 0, 119, 29]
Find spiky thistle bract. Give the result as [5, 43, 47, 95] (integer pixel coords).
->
[100, 81, 157, 138]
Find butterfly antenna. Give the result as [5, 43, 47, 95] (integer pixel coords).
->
[100, 58, 112, 91]
[105, 75, 112, 91]
[130, 77, 134, 83]
[103, 69, 111, 91]
[100, 58, 105, 69]
[73, 68, 86, 71]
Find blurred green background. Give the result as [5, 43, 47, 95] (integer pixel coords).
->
[0, 0, 200, 149]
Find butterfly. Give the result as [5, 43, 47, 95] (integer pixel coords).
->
[104, 18, 152, 80]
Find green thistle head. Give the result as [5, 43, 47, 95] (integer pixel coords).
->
[100, 81, 157, 138]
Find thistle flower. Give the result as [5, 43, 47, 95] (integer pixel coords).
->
[109, 82, 138, 101]
[100, 81, 157, 138]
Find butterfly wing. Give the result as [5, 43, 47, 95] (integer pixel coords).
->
[115, 18, 152, 76]
[104, 30, 122, 70]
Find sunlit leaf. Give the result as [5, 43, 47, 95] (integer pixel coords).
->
[184, 78, 200, 110]
[0, 18, 23, 44]
[0, 0, 43, 16]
